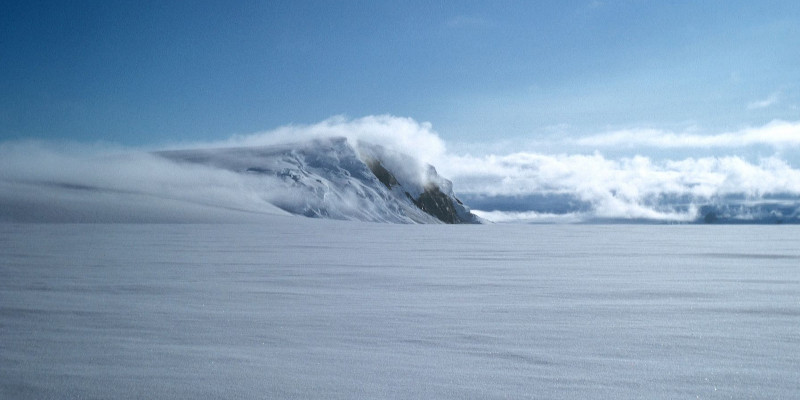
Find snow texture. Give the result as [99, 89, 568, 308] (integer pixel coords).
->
[1, 221, 799, 399]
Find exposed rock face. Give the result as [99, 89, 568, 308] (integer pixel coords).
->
[411, 185, 465, 224]
[365, 158, 399, 189]
[363, 157, 477, 224]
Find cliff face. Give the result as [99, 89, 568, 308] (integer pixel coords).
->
[364, 156, 478, 224]
[411, 184, 467, 224]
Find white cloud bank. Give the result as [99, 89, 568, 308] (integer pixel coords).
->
[747, 92, 780, 110]
[2, 115, 800, 223]
[442, 152, 800, 222]
[443, 153, 800, 198]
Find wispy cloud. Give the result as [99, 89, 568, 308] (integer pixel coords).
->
[445, 15, 494, 29]
[472, 210, 586, 224]
[586, 1, 604, 10]
[574, 120, 800, 148]
[747, 92, 781, 110]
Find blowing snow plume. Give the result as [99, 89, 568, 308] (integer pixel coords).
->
[3, 115, 800, 224]
[0, 118, 478, 224]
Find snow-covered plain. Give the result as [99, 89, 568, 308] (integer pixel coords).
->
[1, 219, 798, 399]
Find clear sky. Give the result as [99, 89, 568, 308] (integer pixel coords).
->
[2, 0, 799, 147]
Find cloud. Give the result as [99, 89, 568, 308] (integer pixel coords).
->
[209, 117, 800, 222]
[574, 120, 800, 148]
[3, 115, 800, 223]
[585, 1, 604, 11]
[444, 151, 800, 198]
[440, 150, 800, 222]
[589, 1, 604, 8]
[0, 116, 451, 223]
[212, 115, 447, 167]
[445, 15, 494, 29]
[471, 210, 586, 224]
[747, 92, 780, 110]
[0, 141, 290, 222]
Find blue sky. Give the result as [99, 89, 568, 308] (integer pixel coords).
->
[2, 0, 799, 147]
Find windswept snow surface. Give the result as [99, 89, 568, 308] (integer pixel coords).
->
[1, 219, 798, 399]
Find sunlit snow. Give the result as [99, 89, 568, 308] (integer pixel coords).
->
[1, 219, 798, 398]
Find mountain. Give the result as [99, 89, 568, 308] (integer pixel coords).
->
[158, 137, 480, 224]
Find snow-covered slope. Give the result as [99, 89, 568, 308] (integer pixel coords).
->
[158, 137, 479, 224]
